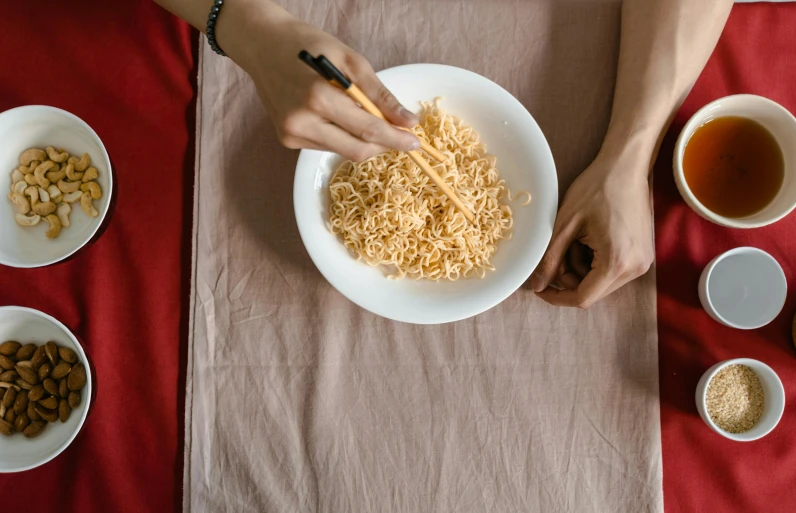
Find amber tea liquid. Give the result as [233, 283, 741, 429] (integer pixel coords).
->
[683, 116, 784, 218]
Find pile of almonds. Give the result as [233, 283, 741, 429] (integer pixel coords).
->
[0, 340, 86, 438]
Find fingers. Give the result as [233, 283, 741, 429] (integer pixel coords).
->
[322, 86, 420, 152]
[306, 122, 387, 162]
[536, 266, 614, 309]
[530, 217, 581, 292]
[348, 59, 419, 128]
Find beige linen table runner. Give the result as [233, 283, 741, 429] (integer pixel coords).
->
[185, 1, 662, 511]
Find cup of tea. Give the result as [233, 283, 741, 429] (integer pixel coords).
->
[674, 94, 796, 228]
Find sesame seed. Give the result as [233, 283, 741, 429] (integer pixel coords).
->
[706, 364, 764, 434]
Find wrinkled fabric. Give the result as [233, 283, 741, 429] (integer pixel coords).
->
[185, 1, 662, 512]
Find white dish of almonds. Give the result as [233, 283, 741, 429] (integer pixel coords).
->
[0, 105, 113, 268]
[0, 306, 92, 472]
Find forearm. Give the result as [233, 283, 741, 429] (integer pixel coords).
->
[153, 0, 292, 70]
[601, 0, 733, 172]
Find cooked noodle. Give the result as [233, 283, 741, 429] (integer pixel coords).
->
[329, 98, 528, 280]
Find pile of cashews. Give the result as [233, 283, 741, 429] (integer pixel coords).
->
[8, 147, 102, 239]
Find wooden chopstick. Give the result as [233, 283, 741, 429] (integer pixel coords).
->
[345, 84, 475, 223]
[344, 86, 448, 163]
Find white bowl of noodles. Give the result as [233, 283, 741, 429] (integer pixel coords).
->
[294, 64, 557, 324]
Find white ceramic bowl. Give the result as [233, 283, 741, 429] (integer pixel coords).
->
[674, 94, 796, 228]
[294, 64, 558, 324]
[698, 247, 787, 329]
[0, 306, 92, 472]
[0, 105, 113, 268]
[695, 358, 785, 441]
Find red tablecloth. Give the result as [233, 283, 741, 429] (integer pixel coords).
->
[0, 1, 195, 512]
[655, 4, 796, 512]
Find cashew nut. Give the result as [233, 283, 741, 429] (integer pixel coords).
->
[24, 185, 39, 204]
[45, 147, 69, 163]
[73, 153, 90, 172]
[24, 174, 38, 186]
[19, 149, 46, 166]
[14, 213, 41, 226]
[38, 187, 50, 203]
[56, 202, 71, 228]
[53, 195, 63, 204]
[57, 179, 81, 193]
[80, 191, 98, 217]
[81, 167, 98, 183]
[9, 193, 30, 214]
[80, 181, 102, 200]
[12, 181, 27, 195]
[48, 184, 61, 199]
[62, 191, 82, 203]
[46, 169, 67, 183]
[33, 161, 56, 188]
[32, 201, 56, 216]
[11, 169, 24, 185]
[44, 214, 61, 239]
[19, 161, 39, 175]
[67, 165, 84, 182]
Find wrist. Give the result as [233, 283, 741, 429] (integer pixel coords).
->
[214, 0, 291, 71]
[597, 124, 660, 179]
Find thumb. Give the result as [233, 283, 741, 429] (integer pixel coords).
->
[351, 62, 419, 128]
[530, 218, 581, 292]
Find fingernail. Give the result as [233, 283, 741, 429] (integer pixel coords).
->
[399, 107, 419, 124]
[530, 271, 546, 292]
[407, 138, 421, 150]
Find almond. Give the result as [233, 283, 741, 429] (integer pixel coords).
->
[2, 387, 15, 408]
[58, 399, 71, 423]
[68, 391, 81, 409]
[34, 404, 58, 423]
[16, 360, 33, 368]
[14, 411, 29, 432]
[38, 396, 57, 410]
[51, 362, 72, 380]
[0, 355, 15, 371]
[15, 343, 36, 361]
[0, 370, 18, 382]
[15, 379, 32, 390]
[45, 341, 58, 366]
[59, 379, 68, 398]
[4, 408, 15, 424]
[38, 362, 52, 380]
[43, 378, 58, 396]
[28, 384, 45, 402]
[13, 389, 28, 415]
[67, 363, 86, 391]
[0, 418, 13, 435]
[58, 347, 78, 364]
[0, 341, 21, 356]
[15, 364, 39, 385]
[23, 421, 46, 438]
[31, 345, 47, 369]
[27, 401, 40, 421]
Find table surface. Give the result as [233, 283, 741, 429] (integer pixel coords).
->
[1, 1, 795, 512]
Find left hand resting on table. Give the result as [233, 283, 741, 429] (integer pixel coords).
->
[529, 147, 654, 309]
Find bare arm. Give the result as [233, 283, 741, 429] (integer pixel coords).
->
[532, 0, 734, 308]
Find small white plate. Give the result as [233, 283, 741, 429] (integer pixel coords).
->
[294, 64, 558, 324]
[698, 247, 787, 329]
[0, 306, 92, 472]
[0, 106, 113, 268]
[695, 358, 785, 442]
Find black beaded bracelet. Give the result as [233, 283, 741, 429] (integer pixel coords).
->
[206, 0, 226, 57]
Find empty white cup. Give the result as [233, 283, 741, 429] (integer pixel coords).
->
[698, 247, 787, 329]
[674, 94, 796, 228]
[695, 358, 785, 441]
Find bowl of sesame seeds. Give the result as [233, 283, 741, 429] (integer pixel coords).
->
[696, 358, 785, 441]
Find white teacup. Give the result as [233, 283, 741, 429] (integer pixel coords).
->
[673, 94, 796, 228]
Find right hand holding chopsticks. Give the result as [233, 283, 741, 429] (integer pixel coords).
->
[217, 2, 421, 161]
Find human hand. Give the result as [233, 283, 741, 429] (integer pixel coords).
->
[223, 4, 420, 161]
[529, 149, 655, 308]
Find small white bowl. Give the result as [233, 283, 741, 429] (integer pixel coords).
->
[674, 94, 796, 228]
[0, 306, 92, 472]
[695, 358, 785, 441]
[0, 105, 114, 268]
[698, 247, 787, 329]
